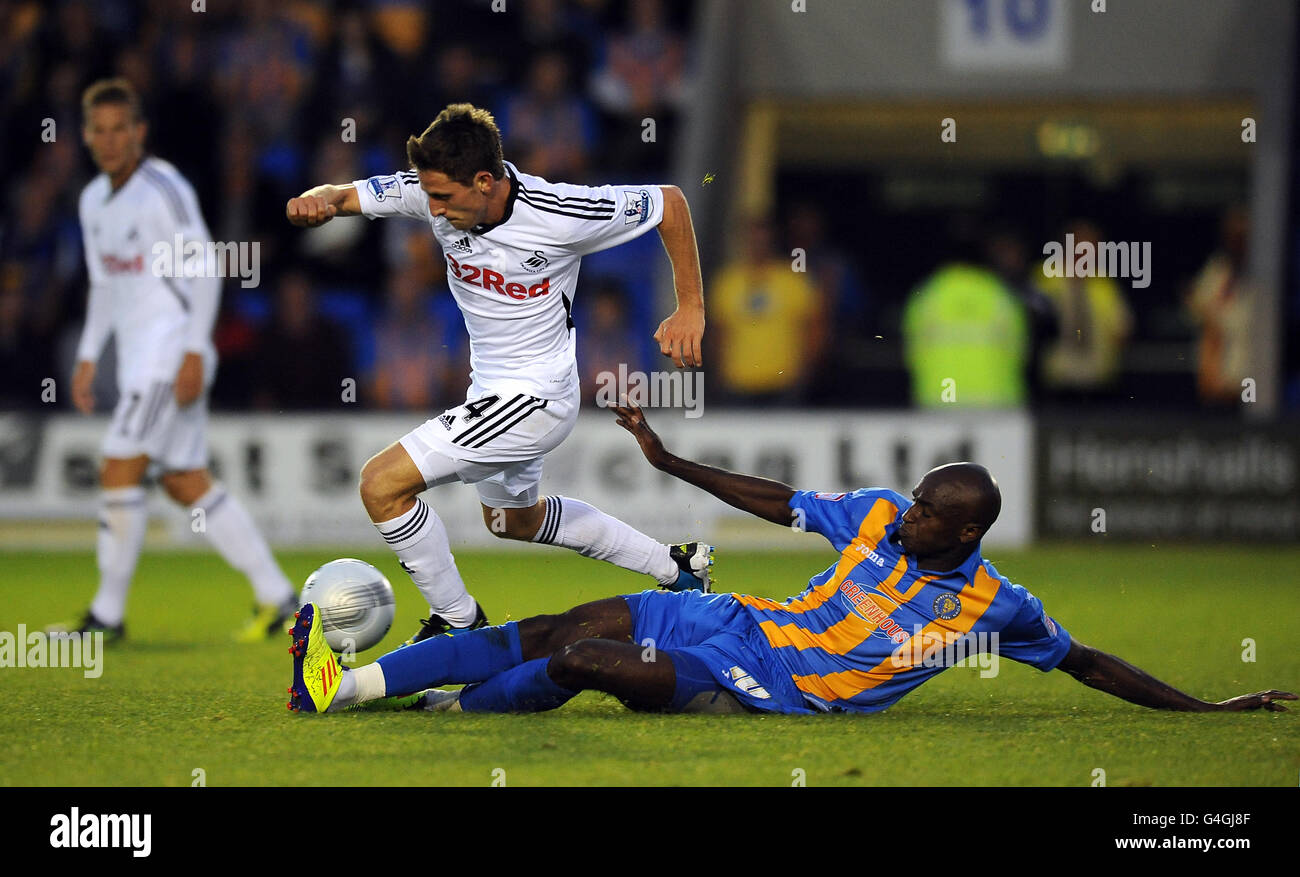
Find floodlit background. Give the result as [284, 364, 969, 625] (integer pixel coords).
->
[1, 0, 1297, 797]
[1, 0, 1297, 550]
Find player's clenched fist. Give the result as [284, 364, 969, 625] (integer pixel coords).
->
[654, 306, 705, 369]
[285, 194, 338, 227]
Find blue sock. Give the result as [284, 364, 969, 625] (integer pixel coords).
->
[666, 569, 702, 592]
[457, 658, 578, 713]
[377, 622, 523, 695]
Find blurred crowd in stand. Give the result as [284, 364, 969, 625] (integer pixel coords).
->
[0, 1, 1270, 414]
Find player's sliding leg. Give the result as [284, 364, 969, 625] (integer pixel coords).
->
[160, 469, 297, 640]
[447, 602, 753, 714]
[307, 597, 635, 713]
[544, 638, 677, 710]
[359, 443, 483, 642]
[369, 638, 689, 714]
[449, 639, 676, 713]
[353, 638, 711, 715]
[483, 496, 715, 592]
[51, 455, 152, 640]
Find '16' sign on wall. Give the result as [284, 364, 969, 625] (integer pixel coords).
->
[942, 0, 1070, 71]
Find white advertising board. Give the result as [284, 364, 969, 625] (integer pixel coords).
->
[0, 411, 1033, 549]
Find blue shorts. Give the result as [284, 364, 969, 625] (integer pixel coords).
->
[622, 589, 811, 714]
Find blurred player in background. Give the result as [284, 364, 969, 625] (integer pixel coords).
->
[50, 79, 297, 642]
[1186, 205, 1253, 407]
[285, 104, 710, 644]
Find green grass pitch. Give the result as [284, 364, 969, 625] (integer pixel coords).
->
[1, 544, 1296, 786]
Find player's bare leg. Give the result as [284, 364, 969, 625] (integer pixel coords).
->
[359, 443, 480, 632]
[545, 639, 677, 711]
[480, 499, 713, 592]
[101, 455, 150, 489]
[160, 468, 296, 636]
[479, 501, 544, 540]
[358, 442, 426, 523]
[515, 599, 674, 709]
[515, 596, 636, 657]
[158, 468, 209, 505]
[511, 598, 671, 706]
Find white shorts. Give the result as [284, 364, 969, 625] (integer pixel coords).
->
[399, 386, 580, 509]
[101, 379, 209, 472]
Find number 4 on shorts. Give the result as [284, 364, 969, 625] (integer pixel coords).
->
[462, 394, 500, 422]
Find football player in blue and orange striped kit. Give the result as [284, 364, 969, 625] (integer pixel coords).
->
[289, 405, 1294, 717]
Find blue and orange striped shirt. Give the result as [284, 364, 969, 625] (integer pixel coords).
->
[735, 488, 1072, 713]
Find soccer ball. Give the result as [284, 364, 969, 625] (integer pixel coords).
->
[299, 558, 396, 654]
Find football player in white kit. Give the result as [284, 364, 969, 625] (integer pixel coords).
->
[51, 78, 298, 642]
[286, 104, 711, 644]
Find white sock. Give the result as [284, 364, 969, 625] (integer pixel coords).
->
[195, 485, 295, 606]
[89, 486, 149, 626]
[330, 663, 386, 711]
[533, 496, 677, 584]
[376, 499, 477, 626]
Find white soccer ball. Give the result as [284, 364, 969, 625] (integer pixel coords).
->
[300, 558, 396, 654]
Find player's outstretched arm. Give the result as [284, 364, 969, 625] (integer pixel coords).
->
[285, 183, 361, 227]
[1055, 639, 1295, 712]
[654, 185, 705, 369]
[613, 403, 795, 526]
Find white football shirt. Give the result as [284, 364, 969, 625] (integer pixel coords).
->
[353, 161, 664, 400]
[77, 156, 219, 389]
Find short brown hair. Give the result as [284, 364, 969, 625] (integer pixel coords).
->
[406, 104, 505, 185]
[81, 77, 144, 123]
